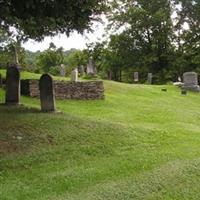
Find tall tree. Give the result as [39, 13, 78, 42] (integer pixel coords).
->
[107, 0, 175, 82]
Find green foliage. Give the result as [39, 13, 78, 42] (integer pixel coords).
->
[65, 50, 89, 75]
[0, 0, 108, 41]
[36, 43, 64, 74]
[84, 0, 200, 83]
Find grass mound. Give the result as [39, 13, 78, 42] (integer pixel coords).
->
[1, 79, 200, 199]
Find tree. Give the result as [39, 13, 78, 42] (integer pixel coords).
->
[173, 0, 200, 74]
[0, 0, 108, 41]
[36, 43, 64, 74]
[97, 0, 176, 83]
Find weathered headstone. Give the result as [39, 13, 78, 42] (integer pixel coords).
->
[87, 57, 95, 75]
[71, 68, 78, 82]
[39, 74, 55, 112]
[147, 73, 152, 84]
[182, 72, 200, 92]
[60, 64, 65, 77]
[133, 72, 139, 82]
[5, 64, 20, 105]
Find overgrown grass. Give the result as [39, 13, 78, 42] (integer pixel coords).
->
[1, 78, 200, 200]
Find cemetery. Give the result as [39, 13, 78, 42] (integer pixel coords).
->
[1, 1, 200, 200]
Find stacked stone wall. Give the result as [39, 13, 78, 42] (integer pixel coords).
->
[21, 80, 104, 100]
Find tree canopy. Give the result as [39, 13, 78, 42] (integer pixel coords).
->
[0, 0, 107, 41]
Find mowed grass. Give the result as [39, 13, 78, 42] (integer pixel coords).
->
[1, 78, 200, 199]
[0, 69, 70, 81]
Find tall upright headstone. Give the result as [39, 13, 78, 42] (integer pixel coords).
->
[60, 64, 65, 77]
[71, 68, 78, 82]
[182, 72, 200, 92]
[147, 73, 152, 84]
[87, 57, 95, 75]
[134, 72, 139, 82]
[5, 64, 20, 105]
[39, 74, 55, 112]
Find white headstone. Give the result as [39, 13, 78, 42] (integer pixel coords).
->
[134, 72, 139, 82]
[147, 73, 152, 84]
[60, 64, 65, 77]
[71, 68, 78, 82]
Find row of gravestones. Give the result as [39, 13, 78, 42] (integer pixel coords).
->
[133, 71, 200, 91]
[60, 57, 97, 77]
[134, 72, 153, 84]
[5, 65, 55, 112]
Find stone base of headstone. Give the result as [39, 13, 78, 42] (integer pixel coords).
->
[182, 85, 200, 92]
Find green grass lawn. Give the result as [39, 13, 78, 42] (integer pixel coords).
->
[1, 78, 200, 200]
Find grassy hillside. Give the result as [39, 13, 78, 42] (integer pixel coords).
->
[0, 69, 70, 81]
[1, 78, 200, 200]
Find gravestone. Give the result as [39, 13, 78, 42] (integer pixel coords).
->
[134, 72, 139, 82]
[147, 73, 152, 84]
[60, 64, 65, 77]
[5, 64, 20, 105]
[182, 72, 200, 92]
[39, 74, 55, 112]
[71, 68, 78, 82]
[87, 57, 95, 75]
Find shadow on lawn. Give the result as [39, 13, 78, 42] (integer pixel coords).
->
[0, 104, 41, 114]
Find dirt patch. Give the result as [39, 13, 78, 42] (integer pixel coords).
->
[0, 140, 19, 154]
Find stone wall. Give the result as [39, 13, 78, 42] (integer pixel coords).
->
[21, 80, 104, 100]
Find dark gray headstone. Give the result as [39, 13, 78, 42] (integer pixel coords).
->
[39, 74, 55, 112]
[134, 72, 139, 82]
[182, 72, 200, 92]
[5, 64, 20, 105]
[147, 73, 152, 84]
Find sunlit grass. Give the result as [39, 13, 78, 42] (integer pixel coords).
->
[1, 76, 200, 199]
